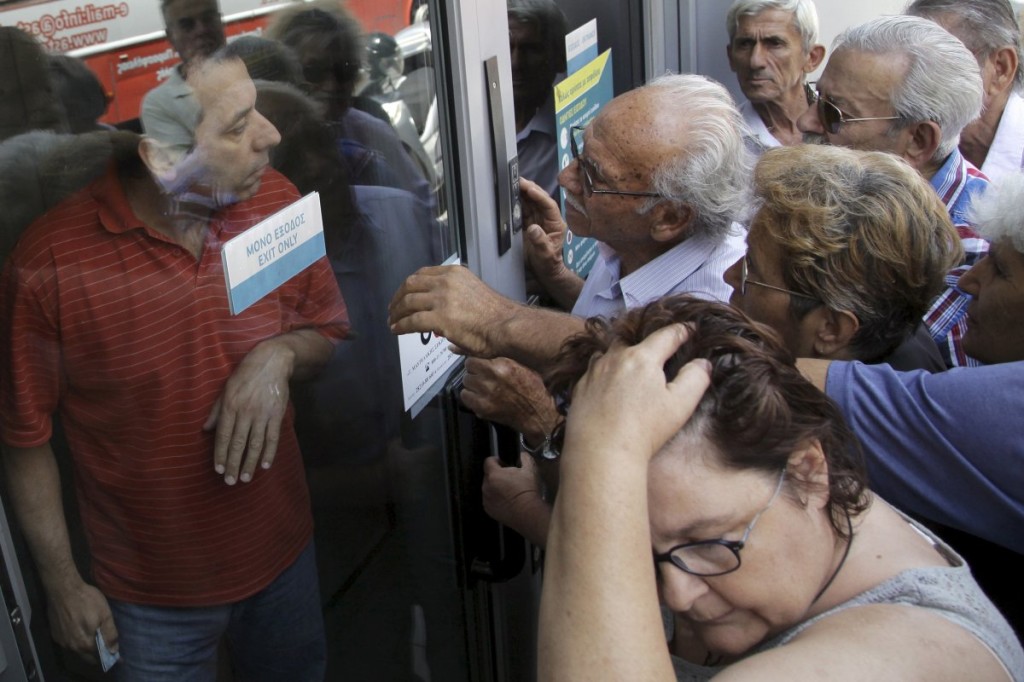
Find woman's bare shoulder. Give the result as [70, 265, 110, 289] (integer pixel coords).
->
[713, 604, 1011, 682]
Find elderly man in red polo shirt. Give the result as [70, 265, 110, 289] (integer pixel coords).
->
[0, 49, 348, 681]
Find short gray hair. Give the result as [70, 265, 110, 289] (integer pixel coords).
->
[638, 74, 755, 240]
[833, 15, 983, 160]
[906, 0, 1024, 91]
[726, 0, 820, 53]
[968, 171, 1024, 252]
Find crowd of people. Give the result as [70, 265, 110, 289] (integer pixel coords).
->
[0, 0, 1021, 679]
[389, 0, 1024, 679]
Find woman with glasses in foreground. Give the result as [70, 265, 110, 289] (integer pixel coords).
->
[538, 296, 1022, 681]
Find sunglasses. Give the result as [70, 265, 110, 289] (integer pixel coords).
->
[806, 83, 902, 135]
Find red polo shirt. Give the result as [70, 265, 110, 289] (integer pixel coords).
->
[1, 164, 349, 606]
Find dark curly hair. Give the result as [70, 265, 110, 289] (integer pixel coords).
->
[546, 295, 869, 539]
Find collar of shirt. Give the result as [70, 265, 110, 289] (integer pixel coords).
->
[593, 233, 723, 308]
[516, 88, 558, 144]
[165, 64, 193, 100]
[981, 90, 1024, 181]
[739, 99, 783, 150]
[92, 161, 278, 243]
[930, 147, 969, 206]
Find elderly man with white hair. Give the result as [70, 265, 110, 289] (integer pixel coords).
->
[725, 0, 825, 149]
[389, 74, 752, 544]
[908, 0, 1024, 184]
[798, 15, 988, 368]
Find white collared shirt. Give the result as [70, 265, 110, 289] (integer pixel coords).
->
[739, 99, 783, 152]
[981, 90, 1024, 183]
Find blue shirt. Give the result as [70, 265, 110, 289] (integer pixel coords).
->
[826, 360, 1024, 554]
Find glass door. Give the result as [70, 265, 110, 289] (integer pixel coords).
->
[0, 0, 536, 677]
[291, 0, 537, 678]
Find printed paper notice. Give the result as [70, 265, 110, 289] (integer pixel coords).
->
[398, 256, 463, 413]
[221, 192, 326, 315]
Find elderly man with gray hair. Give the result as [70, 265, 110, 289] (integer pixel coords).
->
[797, 15, 988, 369]
[388, 74, 752, 544]
[907, 0, 1024, 183]
[390, 73, 751, 363]
[725, 0, 825, 149]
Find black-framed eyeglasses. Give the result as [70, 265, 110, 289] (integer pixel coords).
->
[739, 255, 819, 301]
[806, 83, 902, 135]
[569, 126, 661, 198]
[653, 469, 786, 578]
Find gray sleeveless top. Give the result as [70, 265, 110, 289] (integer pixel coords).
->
[667, 521, 1024, 681]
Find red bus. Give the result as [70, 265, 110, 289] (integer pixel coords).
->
[0, 0, 418, 124]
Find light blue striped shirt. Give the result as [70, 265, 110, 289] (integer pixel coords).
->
[570, 228, 747, 320]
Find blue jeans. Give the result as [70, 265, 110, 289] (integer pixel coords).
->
[108, 541, 326, 682]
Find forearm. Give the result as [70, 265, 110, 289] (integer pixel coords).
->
[531, 266, 585, 313]
[513, 498, 552, 548]
[539, 450, 674, 681]
[2, 443, 83, 596]
[495, 307, 587, 372]
[257, 328, 335, 382]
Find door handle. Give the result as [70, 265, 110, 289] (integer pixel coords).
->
[470, 422, 526, 582]
[447, 374, 527, 583]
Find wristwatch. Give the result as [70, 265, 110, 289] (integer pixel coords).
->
[519, 432, 559, 460]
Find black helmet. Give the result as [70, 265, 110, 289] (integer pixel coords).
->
[366, 32, 399, 60]
[365, 32, 403, 80]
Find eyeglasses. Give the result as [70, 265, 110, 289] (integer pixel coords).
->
[653, 469, 786, 578]
[806, 84, 902, 135]
[569, 126, 661, 198]
[740, 255, 819, 301]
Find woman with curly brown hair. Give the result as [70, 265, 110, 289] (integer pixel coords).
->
[538, 295, 1022, 681]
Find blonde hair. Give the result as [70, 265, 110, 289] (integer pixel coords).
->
[753, 144, 963, 361]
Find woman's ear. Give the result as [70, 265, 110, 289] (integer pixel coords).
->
[786, 440, 829, 510]
[811, 308, 860, 359]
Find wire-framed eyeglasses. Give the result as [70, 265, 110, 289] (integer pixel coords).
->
[569, 126, 661, 199]
[740, 255, 819, 301]
[806, 83, 902, 135]
[653, 469, 787, 577]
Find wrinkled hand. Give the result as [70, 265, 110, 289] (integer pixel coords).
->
[47, 581, 117, 665]
[520, 177, 565, 242]
[461, 357, 557, 438]
[482, 454, 551, 543]
[388, 265, 518, 358]
[205, 340, 293, 484]
[520, 179, 582, 309]
[563, 325, 712, 464]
